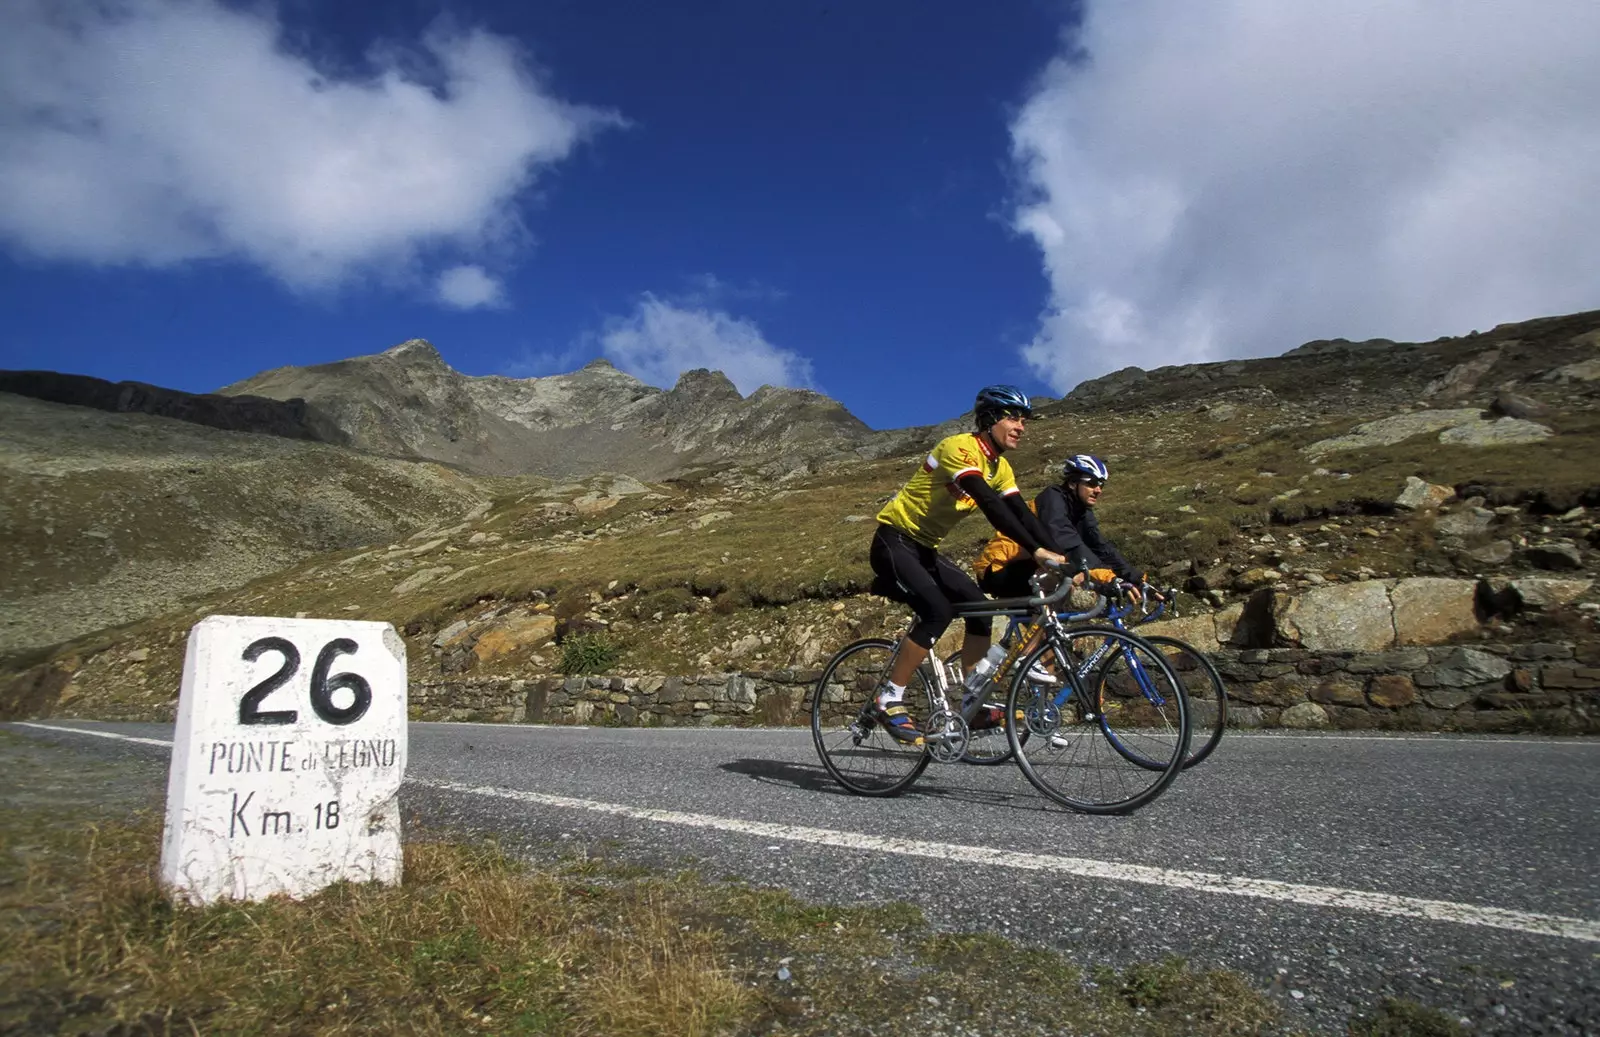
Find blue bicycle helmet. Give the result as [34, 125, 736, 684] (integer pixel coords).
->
[1062, 453, 1109, 483]
[974, 384, 1032, 429]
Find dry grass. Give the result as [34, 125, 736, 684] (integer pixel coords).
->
[2, 814, 752, 1036]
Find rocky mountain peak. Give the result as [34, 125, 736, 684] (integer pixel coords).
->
[381, 338, 446, 365]
[671, 368, 742, 399]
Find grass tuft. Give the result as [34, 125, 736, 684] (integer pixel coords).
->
[559, 632, 622, 675]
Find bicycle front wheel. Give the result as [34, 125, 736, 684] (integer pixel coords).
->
[1007, 627, 1190, 814]
[1140, 634, 1227, 768]
[812, 638, 932, 796]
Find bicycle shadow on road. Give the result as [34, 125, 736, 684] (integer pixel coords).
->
[718, 758, 1065, 815]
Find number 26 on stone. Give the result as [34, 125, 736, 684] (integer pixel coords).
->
[238, 637, 372, 726]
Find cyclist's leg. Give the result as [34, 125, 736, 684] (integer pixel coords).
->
[932, 553, 991, 670]
[870, 527, 956, 741]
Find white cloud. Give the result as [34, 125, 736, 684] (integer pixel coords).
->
[1010, 1, 1600, 392]
[435, 265, 505, 309]
[599, 294, 813, 394]
[0, 0, 618, 294]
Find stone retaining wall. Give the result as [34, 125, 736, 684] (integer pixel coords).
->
[412, 641, 1600, 734]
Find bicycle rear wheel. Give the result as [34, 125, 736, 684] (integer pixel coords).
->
[1007, 628, 1190, 814]
[1140, 634, 1227, 768]
[812, 638, 932, 796]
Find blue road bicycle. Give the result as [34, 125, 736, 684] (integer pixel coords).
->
[957, 580, 1226, 771]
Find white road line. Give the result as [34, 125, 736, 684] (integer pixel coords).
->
[414, 776, 1600, 944]
[14, 722, 174, 748]
[17, 721, 1600, 942]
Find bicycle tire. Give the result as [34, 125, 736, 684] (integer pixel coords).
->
[1006, 627, 1190, 814]
[811, 638, 933, 796]
[941, 649, 1022, 766]
[1138, 634, 1227, 768]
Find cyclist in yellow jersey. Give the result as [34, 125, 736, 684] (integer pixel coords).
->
[867, 385, 1067, 743]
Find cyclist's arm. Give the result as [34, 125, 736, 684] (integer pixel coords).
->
[1035, 486, 1102, 572]
[1080, 509, 1139, 583]
[956, 474, 1048, 554]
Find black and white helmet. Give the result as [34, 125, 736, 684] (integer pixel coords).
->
[1062, 454, 1109, 484]
[973, 384, 1032, 429]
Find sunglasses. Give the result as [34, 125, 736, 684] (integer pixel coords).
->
[1079, 478, 1106, 488]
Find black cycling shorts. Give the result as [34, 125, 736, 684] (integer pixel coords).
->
[869, 524, 989, 649]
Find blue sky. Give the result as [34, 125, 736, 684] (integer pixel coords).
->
[3, 1, 1598, 431]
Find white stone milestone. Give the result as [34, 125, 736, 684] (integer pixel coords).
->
[160, 615, 407, 904]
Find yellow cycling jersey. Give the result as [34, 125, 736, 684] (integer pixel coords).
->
[875, 432, 1019, 548]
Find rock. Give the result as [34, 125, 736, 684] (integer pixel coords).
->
[1279, 702, 1330, 729]
[471, 614, 558, 665]
[1508, 577, 1593, 608]
[1489, 390, 1546, 420]
[1308, 678, 1366, 706]
[730, 634, 761, 656]
[690, 510, 735, 529]
[1421, 350, 1499, 399]
[1434, 508, 1494, 538]
[1389, 578, 1480, 645]
[1366, 674, 1417, 708]
[1466, 541, 1513, 565]
[1274, 582, 1395, 651]
[125, 648, 149, 663]
[394, 565, 453, 595]
[1525, 542, 1583, 571]
[1231, 568, 1281, 593]
[1437, 418, 1553, 446]
[1422, 647, 1512, 688]
[573, 494, 622, 517]
[1207, 403, 1239, 422]
[606, 474, 652, 496]
[1544, 358, 1600, 383]
[1395, 476, 1454, 511]
[432, 619, 470, 648]
[1303, 409, 1482, 456]
[1143, 612, 1221, 648]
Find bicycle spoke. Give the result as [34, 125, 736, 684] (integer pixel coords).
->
[1007, 628, 1190, 814]
[811, 639, 932, 796]
[1142, 634, 1228, 768]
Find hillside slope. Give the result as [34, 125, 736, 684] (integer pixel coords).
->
[0, 393, 488, 659]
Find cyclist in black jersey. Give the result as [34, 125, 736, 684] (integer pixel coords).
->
[979, 454, 1164, 604]
[867, 386, 1067, 743]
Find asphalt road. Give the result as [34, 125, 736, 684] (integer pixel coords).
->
[10, 720, 1600, 1036]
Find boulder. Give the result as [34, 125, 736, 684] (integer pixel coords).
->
[1143, 611, 1222, 648]
[1544, 358, 1600, 383]
[1274, 582, 1395, 651]
[1389, 578, 1480, 645]
[471, 614, 558, 665]
[1279, 702, 1330, 729]
[1465, 541, 1513, 565]
[1509, 577, 1593, 609]
[1489, 391, 1546, 420]
[1420, 647, 1512, 688]
[1303, 409, 1482, 457]
[1437, 418, 1553, 446]
[1434, 508, 1494, 538]
[1395, 476, 1454, 511]
[1232, 568, 1282, 592]
[1421, 350, 1499, 399]
[1366, 674, 1417, 708]
[1525, 542, 1583, 571]
[394, 565, 453, 595]
[1308, 677, 1366, 706]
